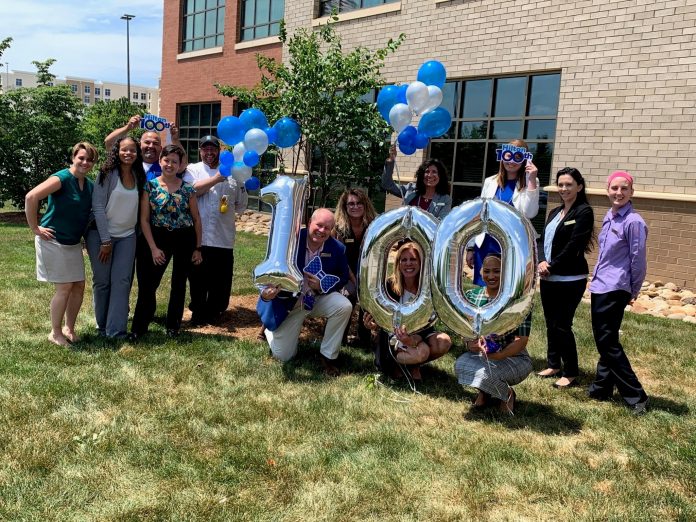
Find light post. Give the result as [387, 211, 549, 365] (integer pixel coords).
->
[121, 14, 135, 101]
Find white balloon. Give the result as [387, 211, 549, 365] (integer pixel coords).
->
[389, 103, 413, 133]
[421, 85, 444, 115]
[232, 163, 253, 184]
[244, 128, 269, 155]
[406, 81, 430, 115]
[233, 142, 247, 162]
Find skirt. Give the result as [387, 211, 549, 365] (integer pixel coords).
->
[35, 236, 85, 283]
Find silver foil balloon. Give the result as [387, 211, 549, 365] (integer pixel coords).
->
[253, 175, 308, 293]
[358, 206, 438, 333]
[431, 198, 537, 339]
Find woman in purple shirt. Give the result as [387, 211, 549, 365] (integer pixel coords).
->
[588, 171, 649, 415]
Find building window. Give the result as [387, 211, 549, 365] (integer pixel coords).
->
[178, 102, 222, 162]
[15, 78, 22, 87]
[84, 85, 91, 94]
[71, 84, 77, 93]
[140, 92, 147, 101]
[83, 96, 90, 104]
[47, 82, 53, 87]
[240, 0, 283, 41]
[132, 92, 138, 100]
[319, 0, 397, 16]
[428, 72, 561, 233]
[182, 0, 225, 52]
[95, 87, 101, 96]
[104, 88, 111, 97]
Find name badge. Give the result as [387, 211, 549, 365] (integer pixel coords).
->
[564, 220, 576, 225]
[436, 202, 445, 206]
[320, 252, 331, 257]
[345, 238, 355, 243]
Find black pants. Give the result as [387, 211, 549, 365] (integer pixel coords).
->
[539, 278, 587, 377]
[589, 290, 648, 405]
[188, 246, 234, 321]
[132, 227, 195, 334]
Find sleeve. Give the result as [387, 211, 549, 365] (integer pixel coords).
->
[381, 160, 406, 198]
[515, 186, 540, 219]
[234, 179, 249, 214]
[548, 206, 594, 273]
[627, 219, 648, 298]
[182, 167, 195, 185]
[438, 195, 452, 219]
[92, 175, 111, 243]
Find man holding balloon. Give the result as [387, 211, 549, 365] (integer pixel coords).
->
[184, 136, 248, 326]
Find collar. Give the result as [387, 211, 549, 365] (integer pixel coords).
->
[610, 201, 633, 219]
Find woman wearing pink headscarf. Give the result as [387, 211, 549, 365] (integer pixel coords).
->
[588, 171, 649, 415]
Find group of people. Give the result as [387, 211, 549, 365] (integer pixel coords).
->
[26, 115, 247, 347]
[257, 139, 649, 415]
[27, 126, 649, 415]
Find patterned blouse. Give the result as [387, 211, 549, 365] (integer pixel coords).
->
[146, 178, 195, 229]
[464, 286, 532, 353]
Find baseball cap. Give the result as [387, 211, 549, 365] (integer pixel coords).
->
[199, 135, 221, 148]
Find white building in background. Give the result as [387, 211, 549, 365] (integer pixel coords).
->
[0, 69, 159, 115]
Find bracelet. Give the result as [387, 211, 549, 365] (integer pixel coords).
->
[101, 241, 112, 247]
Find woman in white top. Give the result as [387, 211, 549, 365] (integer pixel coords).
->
[466, 138, 540, 286]
[86, 137, 146, 338]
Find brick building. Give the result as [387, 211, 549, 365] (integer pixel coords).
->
[161, 0, 696, 286]
[159, 0, 283, 161]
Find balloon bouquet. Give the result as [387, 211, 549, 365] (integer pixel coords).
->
[377, 60, 453, 154]
[215, 109, 302, 191]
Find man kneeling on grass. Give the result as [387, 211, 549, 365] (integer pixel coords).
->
[257, 208, 352, 376]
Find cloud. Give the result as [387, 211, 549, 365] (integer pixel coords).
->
[0, 0, 162, 86]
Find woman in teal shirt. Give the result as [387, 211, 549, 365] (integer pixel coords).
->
[25, 142, 98, 347]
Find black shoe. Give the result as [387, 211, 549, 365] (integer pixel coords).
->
[126, 332, 141, 343]
[587, 390, 612, 402]
[190, 315, 208, 327]
[630, 398, 649, 416]
[166, 329, 180, 338]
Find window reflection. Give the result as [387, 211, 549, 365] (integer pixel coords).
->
[529, 74, 561, 116]
[461, 79, 492, 119]
[493, 77, 526, 117]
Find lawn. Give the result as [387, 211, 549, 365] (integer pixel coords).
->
[0, 217, 694, 521]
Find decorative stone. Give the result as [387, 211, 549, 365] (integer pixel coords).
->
[667, 313, 686, 320]
[683, 316, 696, 324]
[664, 282, 677, 290]
[653, 280, 664, 287]
[681, 297, 696, 305]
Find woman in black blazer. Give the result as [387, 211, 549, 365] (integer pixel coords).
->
[537, 167, 595, 388]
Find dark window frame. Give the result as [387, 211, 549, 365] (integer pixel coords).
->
[177, 101, 222, 163]
[181, 0, 226, 53]
[239, 0, 284, 41]
[319, 0, 397, 17]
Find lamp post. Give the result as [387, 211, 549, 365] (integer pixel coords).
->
[121, 14, 135, 101]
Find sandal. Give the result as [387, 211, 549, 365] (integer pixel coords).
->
[536, 368, 561, 378]
[553, 376, 579, 388]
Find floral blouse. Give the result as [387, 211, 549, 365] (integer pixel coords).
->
[146, 178, 195, 229]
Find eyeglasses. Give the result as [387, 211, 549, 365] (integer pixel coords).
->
[346, 202, 364, 207]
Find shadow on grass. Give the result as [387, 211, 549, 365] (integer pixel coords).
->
[279, 344, 374, 382]
[461, 399, 584, 435]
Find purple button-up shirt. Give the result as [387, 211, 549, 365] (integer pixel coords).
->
[590, 201, 648, 298]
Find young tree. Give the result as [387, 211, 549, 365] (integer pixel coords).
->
[80, 98, 145, 163]
[0, 37, 11, 61]
[32, 58, 57, 87]
[216, 18, 404, 206]
[0, 85, 83, 208]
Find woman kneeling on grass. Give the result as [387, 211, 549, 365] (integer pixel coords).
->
[363, 241, 451, 383]
[25, 142, 98, 346]
[454, 254, 533, 415]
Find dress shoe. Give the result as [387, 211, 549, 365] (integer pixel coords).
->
[630, 398, 649, 416]
[166, 329, 180, 338]
[553, 377, 579, 389]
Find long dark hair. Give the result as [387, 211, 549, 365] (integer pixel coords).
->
[415, 158, 450, 196]
[98, 136, 146, 193]
[556, 167, 595, 253]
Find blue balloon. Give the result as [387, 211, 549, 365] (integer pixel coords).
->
[414, 132, 430, 149]
[243, 150, 260, 167]
[245, 176, 261, 191]
[417, 60, 447, 89]
[219, 163, 232, 178]
[239, 108, 268, 131]
[220, 150, 234, 166]
[376, 85, 400, 120]
[398, 140, 417, 156]
[217, 116, 245, 145]
[273, 117, 301, 148]
[397, 84, 408, 104]
[265, 126, 278, 145]
[418, 107, 452, 138]
[398, 125, 418, 148]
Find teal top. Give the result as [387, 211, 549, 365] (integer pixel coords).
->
[40, 169, 94, 245]
[145, 178, 195, 229]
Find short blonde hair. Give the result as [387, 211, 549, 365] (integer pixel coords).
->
[72, 141, 98, 163]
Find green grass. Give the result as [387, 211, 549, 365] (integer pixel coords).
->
[0, 219, 694, 520]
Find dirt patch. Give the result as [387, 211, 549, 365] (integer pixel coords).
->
[184, 293, 327, 342]
[0, 212, 27, 225]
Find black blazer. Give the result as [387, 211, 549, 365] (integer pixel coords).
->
[539, 201, 594, 276]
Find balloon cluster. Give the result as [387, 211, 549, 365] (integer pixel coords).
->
[216, 109, 302, 190]
[377, 60, 452, 155]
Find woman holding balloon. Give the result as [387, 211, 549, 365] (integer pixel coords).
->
[382, 145, 452, 219]
[455, 254, 533, 414]
[363, 241, 452, 382]
[466, 138, 539, 286]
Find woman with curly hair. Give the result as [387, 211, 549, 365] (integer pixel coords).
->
[382, 145, 452, 219]
[86, 136, 146, 338]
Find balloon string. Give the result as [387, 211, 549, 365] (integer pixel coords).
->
[478, 336, 514, 416]
[393, 159, 407, 207]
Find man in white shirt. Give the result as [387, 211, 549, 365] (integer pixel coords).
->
[185, 136, 248, 325]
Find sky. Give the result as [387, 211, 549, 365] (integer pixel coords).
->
[0, 0, 163, 87]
